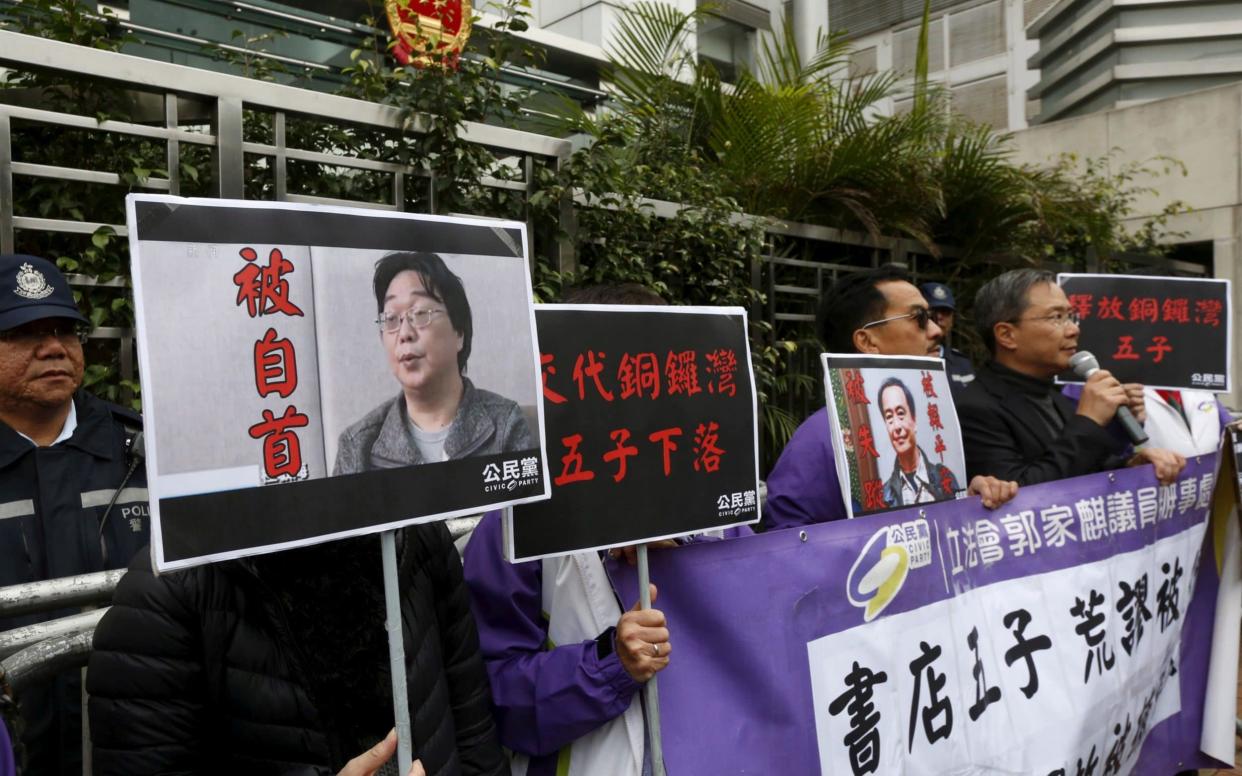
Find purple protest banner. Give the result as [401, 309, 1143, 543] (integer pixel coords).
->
[610, 456, 1229, 775]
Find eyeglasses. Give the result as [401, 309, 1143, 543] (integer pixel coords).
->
[0, 320, 91, 345]
[1015, 311, 1081, 328]
[861, 307, 932, 331]
[376, 307, 446, 333]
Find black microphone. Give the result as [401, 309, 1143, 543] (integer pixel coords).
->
[1068, 351, 1149, 447]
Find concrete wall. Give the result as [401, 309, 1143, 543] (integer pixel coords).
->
[1009, 81, 1242, 409]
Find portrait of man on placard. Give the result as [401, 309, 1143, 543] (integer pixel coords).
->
[823, 354, 967, 517]
[876, 376, 960, 507]
[333, 251, 534, 474]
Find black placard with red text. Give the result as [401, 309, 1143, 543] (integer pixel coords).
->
[506, 306, 760, 561]
[1057, 274, 1232, 392]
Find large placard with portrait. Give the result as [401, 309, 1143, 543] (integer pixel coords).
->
[506, 305, 760, 561]
[127, 195, 548, 571]
[1057, 273, 1232, 392]
[822, 354, 968, 519]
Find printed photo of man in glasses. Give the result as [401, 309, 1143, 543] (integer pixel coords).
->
[876, 376, 961, 507]
[333, 251, 534, 473]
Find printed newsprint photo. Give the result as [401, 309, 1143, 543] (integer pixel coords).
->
[822, 354, 967, 519]
[507, 305, 761, 561]
[127, 195, 548, 571]
[1057, 273, 1233, 392]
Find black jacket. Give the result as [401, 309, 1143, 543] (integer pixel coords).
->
[957, 361, 1129, 486]
[87, 524, 508, 776]
[0, 390, 146, 776]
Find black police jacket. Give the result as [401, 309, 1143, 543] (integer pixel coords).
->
[0, 389, 146, 776]
[0, 389, 146, 596]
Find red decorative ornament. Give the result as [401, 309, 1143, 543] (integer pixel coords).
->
[386, 0, 472, 68]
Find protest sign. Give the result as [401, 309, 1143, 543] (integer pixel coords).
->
[506, 305, 760, 561]
[612, 457, 1230, 775]
[127, 195, 548, 571]
[1058, 273, 1232, 391]
[822, 354, 967, 519]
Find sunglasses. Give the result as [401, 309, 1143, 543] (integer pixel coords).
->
[861, 307, 932, 331]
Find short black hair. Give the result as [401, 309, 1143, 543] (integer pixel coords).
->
[973, 268, 1056, 356]
[560, 283, 666, 306]
[877, 376, 917, 420]
[373, 252, 472, 373]
[816, 264, 912, 352]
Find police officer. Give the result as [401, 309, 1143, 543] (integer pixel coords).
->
[0, 254, 147, 775]
[920, 281, 976, 391]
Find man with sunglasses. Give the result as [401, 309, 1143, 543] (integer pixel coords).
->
[764, 265, 1018, 531]
[0, 253, 147, 774]
[958, 268, 1185, 486]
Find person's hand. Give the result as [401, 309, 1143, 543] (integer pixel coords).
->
[1075, 370, 1128, 427]
[616, 584, 670, 683]
[967, 476, 1018, 509]
[608, 540, 679, 566]
[338, 730, 426, 776]
[1122, 383, 1147, 424]
[1128, 447, 1186, 485]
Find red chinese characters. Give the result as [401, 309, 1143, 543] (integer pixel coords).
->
[693, 422, 724, 473]
[540, 353, 568, 405]
[603, 429, 639, 483]
[856, 424, 881, 460]
[1128, 297, 1158, 324]
[1068, 294, 1093, 321]
[235, 246, 309, 483]
[1097, 296, 1124, 321]
[920, 371, 937, 399]
[554, 433, 595, 486]
[1194, 299, 1223, 327]
[253, 328, 298, 399]
[248, 406, 310, 479]
[844, 370, 869, 406]
[1111, 335, 1174, 363]
[665, 350, 702, 396]
[1162, 298, 1189, 324]
[233, 247, 304, 318]
[704, 348, 738, 397]
[927, 403, 944, 432]
[618, 352, 660, 400]
[862, 479, 886, 511]
[573, 351, 615, 402]
[547, 422, 726, 486]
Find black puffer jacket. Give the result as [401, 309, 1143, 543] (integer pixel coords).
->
[87, 524, 508, 776]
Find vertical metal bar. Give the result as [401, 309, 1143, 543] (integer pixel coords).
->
[214, 97, 245, 199]
[393, 168, 405, 211]
[636, 545, 665, 776]
[165, 95, 180, 197]
[380, 530, 414, 774]
[0, 113, 14, 254]
[274, 111, 287, 201]
[428, 171, 437, 215]
[524, 154, 536, 282]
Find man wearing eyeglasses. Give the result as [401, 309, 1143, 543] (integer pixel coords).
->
[958, 268, 1185, 486]
[334, 251, 533, 474]
[764, 265, 1018, 531]
[0, 253, 147, 775]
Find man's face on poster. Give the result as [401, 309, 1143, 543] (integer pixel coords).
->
[381, 269, 464, 396]
[880, 383, 916, 458]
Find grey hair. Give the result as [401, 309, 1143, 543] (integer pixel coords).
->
[973, 268, 1057, 355]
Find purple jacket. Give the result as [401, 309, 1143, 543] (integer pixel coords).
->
[0, 716, 14, 776]
[462, 511, 642, 774]
[763, 408, 849, 530]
